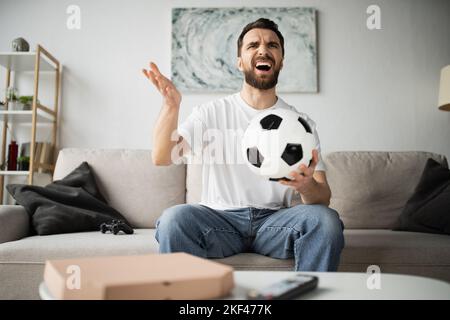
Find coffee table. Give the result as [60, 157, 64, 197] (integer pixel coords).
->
[228, 271, 450, 299]
[39, 271, 450, 300]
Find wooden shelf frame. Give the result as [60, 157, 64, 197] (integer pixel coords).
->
[0, 45, 60, 204]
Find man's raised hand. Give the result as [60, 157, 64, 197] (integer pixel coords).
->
[142, 62, 181, 109]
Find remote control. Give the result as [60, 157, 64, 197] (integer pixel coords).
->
[247, 274, 318, 300]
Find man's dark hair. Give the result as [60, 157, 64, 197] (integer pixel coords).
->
[237, 18, 285, 57]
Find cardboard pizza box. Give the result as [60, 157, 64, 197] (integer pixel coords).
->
[43, 252, 234, 300]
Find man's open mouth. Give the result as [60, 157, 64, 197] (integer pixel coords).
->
[255, 61, 272, 72]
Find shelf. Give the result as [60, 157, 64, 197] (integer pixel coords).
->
[0, 52, 56, 72]
[0, 109, 54, 123]
[0, 171, 29, 176]
[0, 161, 55, 176]
[0, 169, 53, 176]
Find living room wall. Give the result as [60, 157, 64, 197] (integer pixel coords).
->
[0, 0, 449, 161]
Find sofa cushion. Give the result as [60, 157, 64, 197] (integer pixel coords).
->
[4, 229, 448, 268]
[216, 229, 450, 269]
[339, 229, 450, 266]
[53, 149, 186, 228]
[0, 229, 158, 263]
[394, 158, 450, 235]
[324, 151, 448, 229]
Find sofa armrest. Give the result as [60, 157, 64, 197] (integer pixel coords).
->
[0, 205, 30, 244]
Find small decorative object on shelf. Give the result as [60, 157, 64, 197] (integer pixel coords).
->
[18, 95, 34, 110]
[17, 156, 30, 171]
[7, 141, 18, 171]
[6, 86, 18, 101]
[11, 37, 30, 52]
[5, 86, 19, 110]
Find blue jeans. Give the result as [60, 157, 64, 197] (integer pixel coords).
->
[155, 204, 345, 271]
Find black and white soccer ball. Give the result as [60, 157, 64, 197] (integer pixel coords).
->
[242, 108, 315, 180]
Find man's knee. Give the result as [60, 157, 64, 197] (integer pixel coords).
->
[156, 204, 198, 235]
[155, 204, 208, 255]
[311, 205, 345, 248]
[290, 204, 344, 249]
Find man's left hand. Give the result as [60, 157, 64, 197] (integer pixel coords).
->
[279, 149, 319, 193]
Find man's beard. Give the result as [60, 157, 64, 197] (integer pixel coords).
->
[243, 66, 280, 90]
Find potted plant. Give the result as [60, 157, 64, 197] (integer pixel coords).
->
[17, 156, 30, 171]
[5, 87, 19, 109]
[6, 87, 18, 101]
[18, 96, 34, 110]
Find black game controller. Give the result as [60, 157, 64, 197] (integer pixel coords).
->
[100, 220, 134, 235]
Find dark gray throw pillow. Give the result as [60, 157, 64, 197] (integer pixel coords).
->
[7, 162, 130, 236]
[394, 158, 450, 235]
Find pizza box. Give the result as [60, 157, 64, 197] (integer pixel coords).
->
[43, 252, 234, 300]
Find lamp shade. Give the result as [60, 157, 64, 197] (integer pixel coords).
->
[438, 65, 450, 111]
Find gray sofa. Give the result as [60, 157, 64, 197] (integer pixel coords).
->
[0, 148, 449, 299]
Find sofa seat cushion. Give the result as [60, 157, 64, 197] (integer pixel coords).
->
[216, 230, 450, 270]
[2, 229, 449, 268]
[0, 229, 158, 263]
[216, 253, 294, 270]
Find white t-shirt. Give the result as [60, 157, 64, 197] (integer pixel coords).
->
[177, 92, 325, 211]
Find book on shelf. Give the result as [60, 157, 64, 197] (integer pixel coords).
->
[38, 143, 53, 173]
[34, 142, 42, 166]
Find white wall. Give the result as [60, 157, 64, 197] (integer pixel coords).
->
[1, 0, 449, 160]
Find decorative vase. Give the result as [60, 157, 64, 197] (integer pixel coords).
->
[7, 141, 18, 171]
[11, 37, 30, 52]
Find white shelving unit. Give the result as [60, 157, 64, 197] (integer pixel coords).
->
[0, 109, 54, 123]
[0, 171, 29, 176]
[0, 45, 61, 204]
[0, 51, 55, 72]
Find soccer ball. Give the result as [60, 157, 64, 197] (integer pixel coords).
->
[241, 108, 316, 180]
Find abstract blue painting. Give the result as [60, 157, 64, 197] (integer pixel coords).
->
[172, 7, 318, 93]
